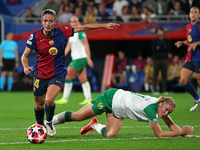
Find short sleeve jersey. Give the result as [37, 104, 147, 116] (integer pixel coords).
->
[26, 26, 74, 79]
[112, 89, 159, 123]
[186, 21, 200, 62]
[68, 31, 87, 60]
[0, 40, 18, 59]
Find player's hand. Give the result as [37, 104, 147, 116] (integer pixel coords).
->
[24, 67, 33, 75]
[174, 41, 183, 48]
[105, 23, 120, 29]
[87, 58, 94, 68]
[188, 43, 197, 51]
[181, 125, 194, 135]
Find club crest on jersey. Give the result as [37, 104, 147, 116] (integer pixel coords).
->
[49, 47, 58, 55]
[97, 103, 104, 110]
[49, 40, 54, 45]
[187, 35, 192, 42]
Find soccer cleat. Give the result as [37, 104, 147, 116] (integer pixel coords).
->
[55, 98, 68, 104]
[80, 118, 98, 135]
[79, 99, 90, 105]
[44, 120, 56, 136]
[190, 100, 200, 112]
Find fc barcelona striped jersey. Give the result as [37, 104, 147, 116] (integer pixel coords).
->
[186, 21, 200, 62]
[26, 26, 74, 79]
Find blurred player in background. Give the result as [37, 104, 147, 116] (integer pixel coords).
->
[51, 88, 197, 138]
[55, 16, 93, 105]
[175, 7, 200, 111]
[21, 9, 119, 136]
[0, 32, 19, 91]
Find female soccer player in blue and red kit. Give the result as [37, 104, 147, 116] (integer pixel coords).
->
[21, 9, 119, 136]
[175, 7, 200, 111]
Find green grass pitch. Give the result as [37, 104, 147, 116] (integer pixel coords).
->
[0, 91, 200, 150]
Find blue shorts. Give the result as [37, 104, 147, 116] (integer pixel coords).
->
[183, 61, 200, 73]
[33, 74, 66, 96]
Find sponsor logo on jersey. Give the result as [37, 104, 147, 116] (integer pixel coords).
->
[40, 39, 45, 42]
[49, 40, 54, 45]
[27, 40, 32, 45]
[188, 35, 192, 42]
[97, 103, 104, 110]
[49, 47, 58, 55]
[65, 27, 68, 29]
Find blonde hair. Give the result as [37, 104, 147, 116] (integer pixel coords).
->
[157, 96, 176, 108]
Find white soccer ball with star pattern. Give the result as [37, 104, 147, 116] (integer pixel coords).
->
[26, 124, 47, 144]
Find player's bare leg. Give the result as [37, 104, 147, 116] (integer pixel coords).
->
[90, 113, 123, 137]
[77, 68, 92, 105]
[53, 103, 96, 125]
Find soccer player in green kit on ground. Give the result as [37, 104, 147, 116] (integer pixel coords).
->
[49, 88, 198, 137]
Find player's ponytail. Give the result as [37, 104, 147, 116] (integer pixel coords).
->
[157, 96, 176, 108]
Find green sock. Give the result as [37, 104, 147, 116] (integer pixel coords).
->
[65, 111, 72, 122]
[65, 79, 72, 83]
[101, 127, 106, 137]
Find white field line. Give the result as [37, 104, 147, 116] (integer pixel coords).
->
[0, 125, 199, 131]
[0, 125, 199, 145]
[0, 137, 163, 145]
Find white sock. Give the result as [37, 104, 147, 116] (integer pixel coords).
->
[52, 112, 65, 125]
[91, 123, 106, 136]
[144, 83, 149, 91]
[81, 81, 92, 100]
[63, 82, 73, 100]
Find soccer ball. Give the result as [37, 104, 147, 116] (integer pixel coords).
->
[26, 124, 47, 144]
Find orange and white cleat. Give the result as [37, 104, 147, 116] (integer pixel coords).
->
[80, 118, 98, 135]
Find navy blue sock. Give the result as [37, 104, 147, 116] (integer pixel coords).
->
[184, 82, 199, 100]
[45, 104, 55, 122]
[34, 108, 44, 125]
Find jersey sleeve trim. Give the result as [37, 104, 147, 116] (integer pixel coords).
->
[143, 103, 158, 124]
[78, 31, 86, 41]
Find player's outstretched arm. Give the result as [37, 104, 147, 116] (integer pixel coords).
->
[73, 23, 120, 33]
[149, 115, 194, 137]
[21, 47, 33, 75]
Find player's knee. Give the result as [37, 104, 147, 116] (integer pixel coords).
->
[35, 104, 44, 110]
[105, 131, 117, 137]
[45, 97, 54, 106]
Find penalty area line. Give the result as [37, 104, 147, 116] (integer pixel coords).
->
[0, 137, 160, 145]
